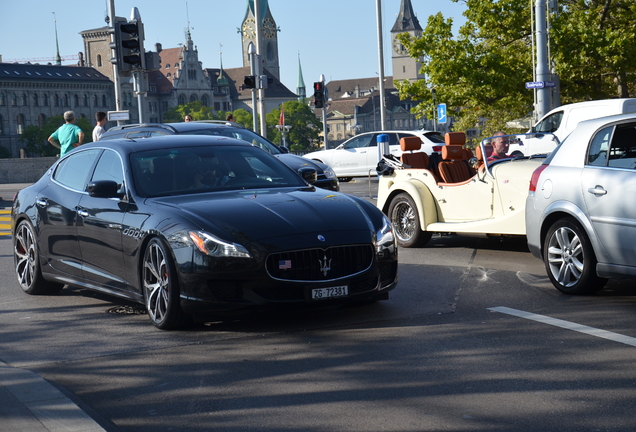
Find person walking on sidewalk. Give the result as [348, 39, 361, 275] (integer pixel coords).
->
[48, 111, 84, 157]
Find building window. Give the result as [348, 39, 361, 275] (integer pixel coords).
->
[167, 73, 171, 78]
[201, 95, 209, 107]
[33, 94, 39, 106]
[12, 94, 17, 106]
[162, 101, 168, 111]
[44, 94, 49, 106]
[22, 93, 28, 106]
[63, 94, 69, 106]
[165, 64, 170, 69]
[93, 95, 98, 107]
[83, 94, 88, 107]
[54, 94, 59, 107]
[178, 94, 186, 105]
[97, 54, 102, 67]
[38, 114, 46, 127]
[74, 94, 79, 106]
[189, 94, 197, 103]
[214, 102, 220, 111]
[17, 114, 25, 135]
[102, 95, 107, 106]
[0, 115, 3, 135]
[0, 93, 5, 106]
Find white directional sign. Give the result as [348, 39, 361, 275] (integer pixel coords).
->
[437, 103, 447, 124]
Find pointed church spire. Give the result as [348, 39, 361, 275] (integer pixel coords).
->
[53, 12, 62, 66]
[217, 44, 228, 86]
[392, 0, 422, 32]
[296, 53, 306, 101]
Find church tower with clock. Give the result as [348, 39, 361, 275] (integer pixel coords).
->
[241, 0, 280, 80]
[391, 0, 425, 82]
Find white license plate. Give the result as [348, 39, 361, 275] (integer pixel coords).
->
[311, 285, 348, 300]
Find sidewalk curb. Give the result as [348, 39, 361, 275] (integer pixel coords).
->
[0, 360, 106, 432]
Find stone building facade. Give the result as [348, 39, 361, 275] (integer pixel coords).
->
[0, 62, 113, 157]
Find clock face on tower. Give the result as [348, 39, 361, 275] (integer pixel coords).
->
[263, 17, 276, 39]
[242, 18, 256, 39]
[393, 38, 407, 56]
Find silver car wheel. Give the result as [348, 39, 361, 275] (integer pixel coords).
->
[547, 225, 583, 288]
[388, 193, 432, 248]
[543, 218, 606, 295]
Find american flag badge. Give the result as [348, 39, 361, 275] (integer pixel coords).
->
[278, 260, 292, 270]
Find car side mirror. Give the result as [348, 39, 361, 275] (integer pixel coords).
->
[87, 180, 124, 199]
[278, 145, 290, 154]
[298, 167, 317, 184]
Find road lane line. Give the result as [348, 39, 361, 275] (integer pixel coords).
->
[488, 306, 636, 347]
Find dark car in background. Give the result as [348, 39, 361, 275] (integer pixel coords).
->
[100, 121, 339, 191]
[12, 135, 397, 330]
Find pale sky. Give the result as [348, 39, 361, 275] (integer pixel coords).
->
[0, 0, 467, 90]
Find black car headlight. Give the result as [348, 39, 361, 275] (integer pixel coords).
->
[189, 231, 252, 258]
[374, 215, 396, 255]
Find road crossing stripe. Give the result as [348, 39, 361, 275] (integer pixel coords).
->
[489, 306, 636, 347]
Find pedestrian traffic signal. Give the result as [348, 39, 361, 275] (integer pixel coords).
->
[244, 75, 257, 89]
[110, 20, 143, 73]
[313, 82, 325, 109]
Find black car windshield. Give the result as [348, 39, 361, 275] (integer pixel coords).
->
[131, 145, 305, 198]
[180, 127, 282, 155]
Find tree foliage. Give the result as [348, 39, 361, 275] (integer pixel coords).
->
[265, 101, 322, 151]
[396, 0, 636, 137]
[21, 115, 93, 157]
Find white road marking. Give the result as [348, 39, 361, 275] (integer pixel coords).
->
[489, 306, 636, 347]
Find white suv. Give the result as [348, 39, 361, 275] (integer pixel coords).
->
[304, 130, 444, 181]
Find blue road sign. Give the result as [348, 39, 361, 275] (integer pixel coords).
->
[437, 103, 447, 124]
[525, 81, 556, 89]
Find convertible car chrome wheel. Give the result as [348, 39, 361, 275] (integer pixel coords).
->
[544, 218, 606, 295]
[14, 221, 63, 295]
[143, 238, 185, 329]
[388, 193, 432, 248]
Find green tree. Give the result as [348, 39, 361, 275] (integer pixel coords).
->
[265, 101, 322, 151]
[21, 115, 93, 157]
[163, 101, 214, 122]
[396, 0, 636, 137]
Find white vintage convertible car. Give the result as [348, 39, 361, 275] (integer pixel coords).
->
[376, 132, 559, 247]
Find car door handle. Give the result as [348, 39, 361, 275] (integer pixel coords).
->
[77, 209, 90, 218]
[587, 186, 607, 196]
[36, 198, 48, 208]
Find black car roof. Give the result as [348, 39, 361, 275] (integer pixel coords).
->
[105, 121, 243, 135]
[82, 134, 252, 154]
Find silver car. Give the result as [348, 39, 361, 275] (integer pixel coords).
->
[526, 112, 636, 294]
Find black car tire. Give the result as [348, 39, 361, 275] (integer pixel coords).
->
[543, 218, 607, 295]
[14, 220, 64, 295]
[142, 237, 187, 329]
[388, 193, 432, 248]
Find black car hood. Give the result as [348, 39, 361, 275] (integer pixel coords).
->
[149, 188, 376, 246]
[275, 153, 326, 173]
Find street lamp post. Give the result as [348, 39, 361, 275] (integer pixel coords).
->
[431, 88, 437, 132]
[275, 124, 292, 148]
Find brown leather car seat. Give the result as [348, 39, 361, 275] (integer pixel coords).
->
[400, 136, 429, 169]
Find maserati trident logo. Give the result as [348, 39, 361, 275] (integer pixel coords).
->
[318, 254, 332, 277]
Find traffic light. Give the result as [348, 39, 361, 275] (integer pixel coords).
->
[110, 20, 143, 73]
[244, 75, 257, 89]
[313, 82, 325, 109]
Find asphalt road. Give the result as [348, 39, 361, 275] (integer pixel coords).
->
[2, 178, 636, 431]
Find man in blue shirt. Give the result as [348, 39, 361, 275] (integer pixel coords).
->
[48, 111, 84, 157]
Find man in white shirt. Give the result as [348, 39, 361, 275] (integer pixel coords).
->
[92, 111, 107, 141]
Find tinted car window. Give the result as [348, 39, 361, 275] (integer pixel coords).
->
[608, 124, 636, 169]
[587, 126, 613, 167]
[131, 145, 305, 197]
[91, 149, 124, 185]
[54, 149, 101, 191]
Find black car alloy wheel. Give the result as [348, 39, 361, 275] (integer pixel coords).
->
[142, 238, 186, 329]
[14, 220, 64, 295]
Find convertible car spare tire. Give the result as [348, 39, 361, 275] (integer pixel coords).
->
[543, 217, 607, 295]
[388, 193, 432, 248]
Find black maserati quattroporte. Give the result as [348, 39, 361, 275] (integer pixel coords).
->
[12, 135, 398, 329]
